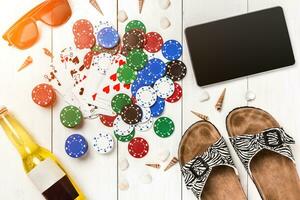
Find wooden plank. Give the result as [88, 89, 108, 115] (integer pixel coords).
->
[51, 0, 118, 199]
[182, 0, 248, 199]
[0, 0, 52, 199]
[117, 0, 182, 199]
[247, 0, 300, 199]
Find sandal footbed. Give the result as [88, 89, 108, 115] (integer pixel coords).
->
[226, 107, 300, 200]
[179, 121, 247, 200]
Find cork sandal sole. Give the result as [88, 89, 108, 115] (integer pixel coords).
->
[179, 121, 247, 200]
[226, 107, 300, 200]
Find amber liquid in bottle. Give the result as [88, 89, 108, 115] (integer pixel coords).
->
[0, 107, 85, 200]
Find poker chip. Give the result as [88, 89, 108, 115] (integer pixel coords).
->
[125, 20, 146, 33]
[92, 44, 120, 55]
[99, 114, 117, 127]
[74, 32, 96, 49]
[97, 27, 120, 49]
[165, 82, 182, 103]
[92, 132, 114, 154]
[153, 77, 175, 98]
[150, 97, 165, 117]
[144, 32, 163, 53]
[162, 40, 182, 60]
[114, 129, 135, 142]
[128, 137, 149, 158]
[111, 93, 132, 114]
[32, 83, 56, 107]
[123, 29, 145, 50]
[73, 19, 93, 35]
[137, 67, 156, 86]
[84, 51, 100, 69]
[117, 64, 137, 84]
[91, 53, 112, 73]
[113, 115, 135, 136]
[120, 104, 143, 125]
[154, 117, 175, 138]
[131, 78, 145, 96]
[127, 49, 148, 71]
[65, 134, 88, 158]
[136, 117, 153, 132]
[166, 60, 187, 81]
[140, 106, 151, 123]
[136, 86, 157, 108]
[60, 106, 83, 128]
[145, 58, 166, 80]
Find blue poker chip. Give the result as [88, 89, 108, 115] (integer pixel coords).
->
[131, 78, 145, 96]
[65, 134, 88, 158]
[150, 97, 165, 117]
[137, 67, 156, 86]
[162, 40, 183, 61]
[97, 27, 120, 48]
[145, 58, 166, 80]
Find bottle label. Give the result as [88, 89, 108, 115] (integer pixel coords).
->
[28, 158, 66, 192]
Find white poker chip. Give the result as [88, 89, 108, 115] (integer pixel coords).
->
[113, 115, 135, 136]
[140, 107, 151, 123]
[136, 86, 157, 108]
[92, 132, 114, 154]
[153, 77, 175, 98]
[91, 53, 112, 74]
[136, 117, 154, 132]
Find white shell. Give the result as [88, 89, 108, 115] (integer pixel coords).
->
[118, 179, 129, 191]
[159, 0, 171, 9]
[158, 149, 170, 162]
[119, 158, 129, 171]
[245, 90, 256, 101]
[160, 17, 171, 29]
[199, 91, 210, 102]
[118, 10, 128, 23]
[140, 173, 152, 184]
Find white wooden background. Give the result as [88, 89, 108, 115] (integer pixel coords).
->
[0, 0, 299, 199]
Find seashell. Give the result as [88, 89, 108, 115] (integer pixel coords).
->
[140, 173, 152, 184]
[164, 157, 178, 171]
[139, 0, 144, 13]
[199, 91, 210, 102]
[89, 0, 103, 15]
[118, 179, 129, 191]
[159, 0, 171, 9]
[119, 158, 129, 171]
[146, 164, 161, 169]
[191, 111, 208, 121]
[160, 17, 171, 29]
[245, 90, 256, 101]
[18, 56, 33, 72]
[158, 149, 170, 162]
[215, 88, 226, 111]
[118, 10, 128, 23]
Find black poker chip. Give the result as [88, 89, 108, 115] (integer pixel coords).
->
[166, 60, 187, 81]
[122, 29, 145, 50]
[120, 104, 143, 125]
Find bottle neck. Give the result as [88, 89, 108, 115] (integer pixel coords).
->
[0, 108, 40, 159]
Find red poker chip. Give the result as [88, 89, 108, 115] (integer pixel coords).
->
[99, 114, 117, 127]
[144, 32, 163, 53]
[73, 19, 93, 35]
[74, 33, 96, 49]
[32, 83, 56, 107]
[128, 137, 149, 158]
[165, 82, 182, 103]
[84, 51, 100, 69]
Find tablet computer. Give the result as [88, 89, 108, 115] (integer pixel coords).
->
[185, 7, 295, 86]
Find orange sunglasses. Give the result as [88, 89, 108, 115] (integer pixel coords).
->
[3, 0, 72, 49]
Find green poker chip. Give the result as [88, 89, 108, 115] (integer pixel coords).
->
[117, 64, 137, 84]
[127, 49, 148, 71]
[111, 93, 132, 114]
[114, 129, 135, 142]
[154, 117, 175, 138]
[91, 44, 101, 52]
[60, 105, 83, 128]
[125, 20, 146, 33]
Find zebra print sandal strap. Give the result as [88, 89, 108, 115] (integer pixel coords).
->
[229, 127, 295, 176]
[181, 137, 237, 199]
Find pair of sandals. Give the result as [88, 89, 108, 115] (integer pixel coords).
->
[179, 107, 300, 200]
